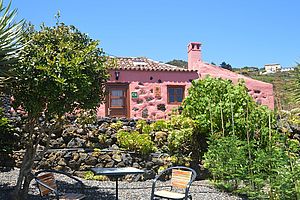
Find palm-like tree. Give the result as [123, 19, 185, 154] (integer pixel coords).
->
[0, 0, 23, 85]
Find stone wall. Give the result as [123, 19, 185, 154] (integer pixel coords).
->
[9, 117, 172, 180]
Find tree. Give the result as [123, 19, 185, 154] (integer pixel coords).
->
[9, 22, 109, 199]
[166, 59, 188, 68]
[0, 0, 23, 84]
[181, 77, 260, 176]
[220, 61, 233, 71]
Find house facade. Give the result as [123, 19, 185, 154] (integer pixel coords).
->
[97, 42, 274, 119]
[264, 63, 282, 73]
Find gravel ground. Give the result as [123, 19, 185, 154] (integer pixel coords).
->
[0, 169, 243, 200]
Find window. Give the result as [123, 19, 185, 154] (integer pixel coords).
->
[167, 85, 185, 104]
[110, 89, 124, 107]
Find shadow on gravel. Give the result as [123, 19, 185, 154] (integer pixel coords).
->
[0, 180, 117, 200]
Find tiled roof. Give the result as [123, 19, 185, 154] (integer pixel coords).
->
[108, 57, 196, 72]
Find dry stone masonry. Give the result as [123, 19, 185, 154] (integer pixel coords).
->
[9, 117, 172, 180]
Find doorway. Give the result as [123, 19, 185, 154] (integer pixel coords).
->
[106, 83, 129, 118]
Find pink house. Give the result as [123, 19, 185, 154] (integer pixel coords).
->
[97, 42, 274, 119]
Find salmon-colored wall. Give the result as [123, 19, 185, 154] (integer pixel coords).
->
[97, 69, 198, 119]
[98, 42, 275, 119]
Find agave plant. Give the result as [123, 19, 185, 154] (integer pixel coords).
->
[0, 0, 23, 82]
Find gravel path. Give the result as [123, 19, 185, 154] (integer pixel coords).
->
[0, 169, 243, 200]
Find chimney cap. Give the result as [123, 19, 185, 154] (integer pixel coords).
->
[188, 42, 201, 52]
[188, 42, 201, 45]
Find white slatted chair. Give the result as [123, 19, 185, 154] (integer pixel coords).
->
[150, 166, 197, 200]
[34, 170, 86, 200]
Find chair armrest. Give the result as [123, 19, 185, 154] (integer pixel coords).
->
[34, 177, 60, 198]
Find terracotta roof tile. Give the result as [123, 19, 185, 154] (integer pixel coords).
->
[108, 57, 196, 72]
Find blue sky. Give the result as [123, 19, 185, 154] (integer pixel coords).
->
[11, 0, 300, 68]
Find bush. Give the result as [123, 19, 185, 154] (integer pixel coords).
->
[0, 108, 17, 153]
[116, 130, 156, 155]
[167, 115, 195, 155]
[181, 77, 300, 198]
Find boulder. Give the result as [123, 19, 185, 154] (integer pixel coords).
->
[67, 160, 80, 170]
[105, 160, 115, 168]
[63, 152, 72, 160]
[112, 154, 122, 162]
[152, 157, 164, 166]
[74, 171, 86, 178]
[99, 154, 111, 162]
[85, 155, 98, 166]
[58, 158, 67, 166]
[76, 128, 84, 134]
[78, 153, 88, 163]
[73, 153, 80, 161]
[143, 169, 156, 180]
[122, 154, 133, 165]
[110, 144, 119, 150]
[145, 161, 154, 169]
[67, 138, 85, 148]
[95, 163, 104, 168]
[117, 161, 126, 167]
[132, 162, 140, 169]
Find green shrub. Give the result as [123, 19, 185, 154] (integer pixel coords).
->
[84, 171, 108, 181]
[0, 108, 17, 153]
[110, 121, 123, 130]
[75, 109, 97, 126]
[117, 130, 156, 155]
[136, 120, 153, 135]
[151, 120, 168, 131]
[181, 77, 300, 199]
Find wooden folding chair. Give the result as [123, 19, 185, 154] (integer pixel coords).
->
[34, 170, 85, 200]
[150, 166, 197, 200]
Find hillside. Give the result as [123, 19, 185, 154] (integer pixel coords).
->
[166, 59, 187, 68]
[243, 70, 299, 110]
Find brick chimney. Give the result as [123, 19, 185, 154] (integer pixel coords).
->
[188, 42, 201, 70]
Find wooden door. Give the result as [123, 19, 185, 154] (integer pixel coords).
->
[106, 84, 129, 118]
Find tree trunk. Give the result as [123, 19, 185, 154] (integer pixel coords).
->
[12, 117, 36, 200]
[12, 144, 35, 200]
[190, 130, 208, 180]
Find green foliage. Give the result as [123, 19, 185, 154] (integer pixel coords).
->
[182, 77, 300, 198]
[151, 120, 168, 131]
[9, 23, 109, 118]
[220, 61, 233, 71]
[167, 115, 195, 155]
[183, 77, 255, 139]
[164, 155, 191, 167]
[0, 0, 24, 78]
[293, 64, 300, 105]
[75, 109, 97, 126]
[9, 21, 110, 198]
[205, 120, 300, 199]
[135, 116, 196, 158]
[84, 171, 107, 181]
[136, 119, 152, 135]
[204, 136, 248, 186]
[166, 59, 187, 68]
[0, 108, 16, 153]
[110, 121, 123, 130]
[117, 130, 156, 155]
